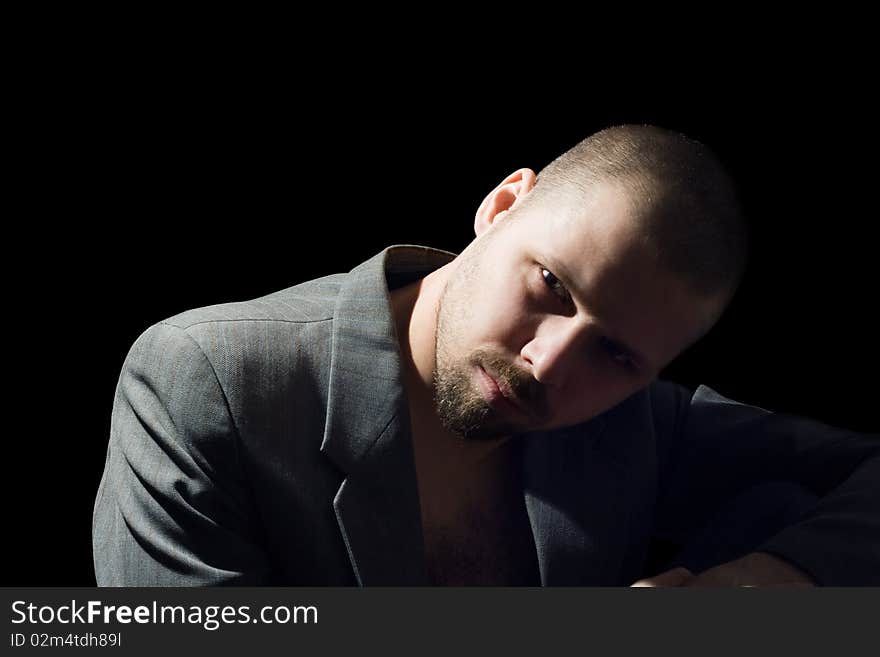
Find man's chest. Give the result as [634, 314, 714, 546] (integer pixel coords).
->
[419, 469, 540, 586]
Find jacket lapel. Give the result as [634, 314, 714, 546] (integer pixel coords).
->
[523, 389, 656, 585]
[331, 408, 428, 585]
[320, 246, 456, 585]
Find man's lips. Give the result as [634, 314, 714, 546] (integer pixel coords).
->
[478, 366, 532, 418]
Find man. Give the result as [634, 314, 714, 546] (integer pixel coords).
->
[92, 125, 879, 586]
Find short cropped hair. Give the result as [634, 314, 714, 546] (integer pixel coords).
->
[521, 124, 748, 301]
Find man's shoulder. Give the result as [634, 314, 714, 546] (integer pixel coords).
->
[123, 272, 348, 377]
[161, 271, 347, 332]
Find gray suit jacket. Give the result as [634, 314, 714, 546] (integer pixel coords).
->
[92, 245, 880, 585]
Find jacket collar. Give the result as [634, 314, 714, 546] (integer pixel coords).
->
[320, 245, 456, 475]
[321, 245, 455, 585]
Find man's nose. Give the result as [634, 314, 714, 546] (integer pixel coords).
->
[520, 317, 585, 388]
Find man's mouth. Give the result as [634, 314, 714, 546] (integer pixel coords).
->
[477, 366, 533, 419]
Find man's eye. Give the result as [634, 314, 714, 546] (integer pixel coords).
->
[540, 267, 569, 302]
[599, 336, 635, 371]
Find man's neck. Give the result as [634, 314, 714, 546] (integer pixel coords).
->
[389, 264, 445, 397]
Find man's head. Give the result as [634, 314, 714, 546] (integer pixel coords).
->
[432, 125, 747, 440]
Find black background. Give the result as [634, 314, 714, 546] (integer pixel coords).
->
[9, 38, 878, 585]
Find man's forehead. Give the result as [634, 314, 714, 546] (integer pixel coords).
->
[521, 183, 641, 255]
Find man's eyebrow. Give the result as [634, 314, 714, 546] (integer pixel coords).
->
[542, 256, 655, 371]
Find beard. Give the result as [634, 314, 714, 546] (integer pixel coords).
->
[431, 241, 546, 441]
[433, 347, 542, 441]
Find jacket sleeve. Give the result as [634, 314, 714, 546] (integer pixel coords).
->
[92, 322, 271, 585]
[648, 381, 880, 585]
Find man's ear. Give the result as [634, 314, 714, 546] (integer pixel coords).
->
[474, 168, 537, 236]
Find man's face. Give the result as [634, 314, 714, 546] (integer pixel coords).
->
[433, 183, 724, 440]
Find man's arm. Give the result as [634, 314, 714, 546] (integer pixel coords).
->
[647, 382, 880, 586]
[92, 322, 271, 585]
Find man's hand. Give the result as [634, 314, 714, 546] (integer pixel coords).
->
[631, 552, 817, 587]
[631, 565, 695, 587]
